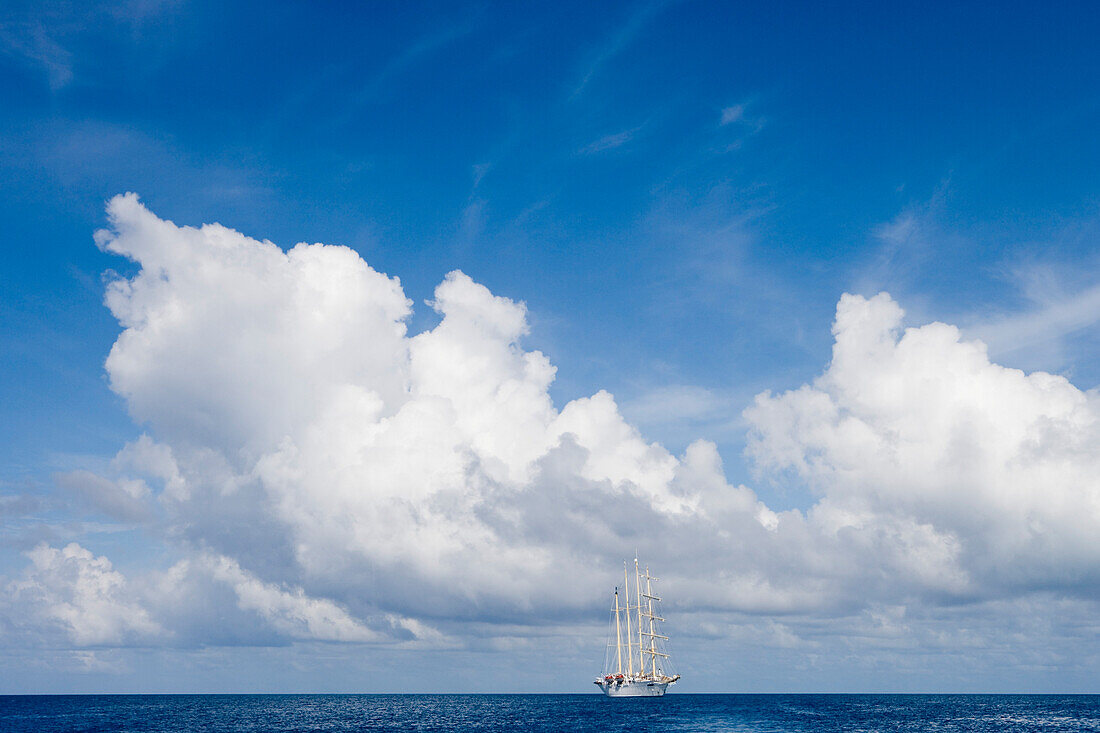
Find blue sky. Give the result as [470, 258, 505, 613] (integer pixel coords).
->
[2, 1, 1100, 693]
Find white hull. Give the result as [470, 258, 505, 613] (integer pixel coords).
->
[596, 558, 678, 697]
[597, 680, 669, 697]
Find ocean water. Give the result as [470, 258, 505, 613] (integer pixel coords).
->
[1, 693, 1098, 732]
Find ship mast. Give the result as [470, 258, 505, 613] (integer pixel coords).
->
[646, 567, 656, 677]
[614, 588, 623, 675]
[623, 563, 633, 676]
[638, 566, 669, 679]
[635, 557, 644, 677]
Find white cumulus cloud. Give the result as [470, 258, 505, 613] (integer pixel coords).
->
[746, 292, 1100, 598]
[6, 195, 1099, 669]
[5, 543, 160, 646]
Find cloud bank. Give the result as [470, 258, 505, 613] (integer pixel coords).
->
[6, 195, 1100, 670]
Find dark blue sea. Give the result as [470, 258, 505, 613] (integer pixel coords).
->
[2, 694, 1098, 732]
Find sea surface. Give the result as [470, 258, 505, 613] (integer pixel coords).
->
[1, 693, 1098, 732]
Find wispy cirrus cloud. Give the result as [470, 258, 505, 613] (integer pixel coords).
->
[863, 187, 1100, 378]
[578, 125, 643, 154]
[619, 383, 749, 452]
[0, 1, 184, 90]
[719, 100, 765, 136]
[351, 19, 481, 107]
[0, 17, 73, 89]
[720, 103, 746, 125]
[970, 267, 1100, 370]
[311, 16, 483, 135]
[852, 180, 954, 299]
[570, 0, 673, 99]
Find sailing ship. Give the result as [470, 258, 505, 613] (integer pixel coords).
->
[594, 557, 680, 697]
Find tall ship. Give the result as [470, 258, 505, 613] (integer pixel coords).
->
[595, 558, 680, 697]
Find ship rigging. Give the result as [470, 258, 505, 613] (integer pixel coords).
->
[595, 557, 679, 697]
